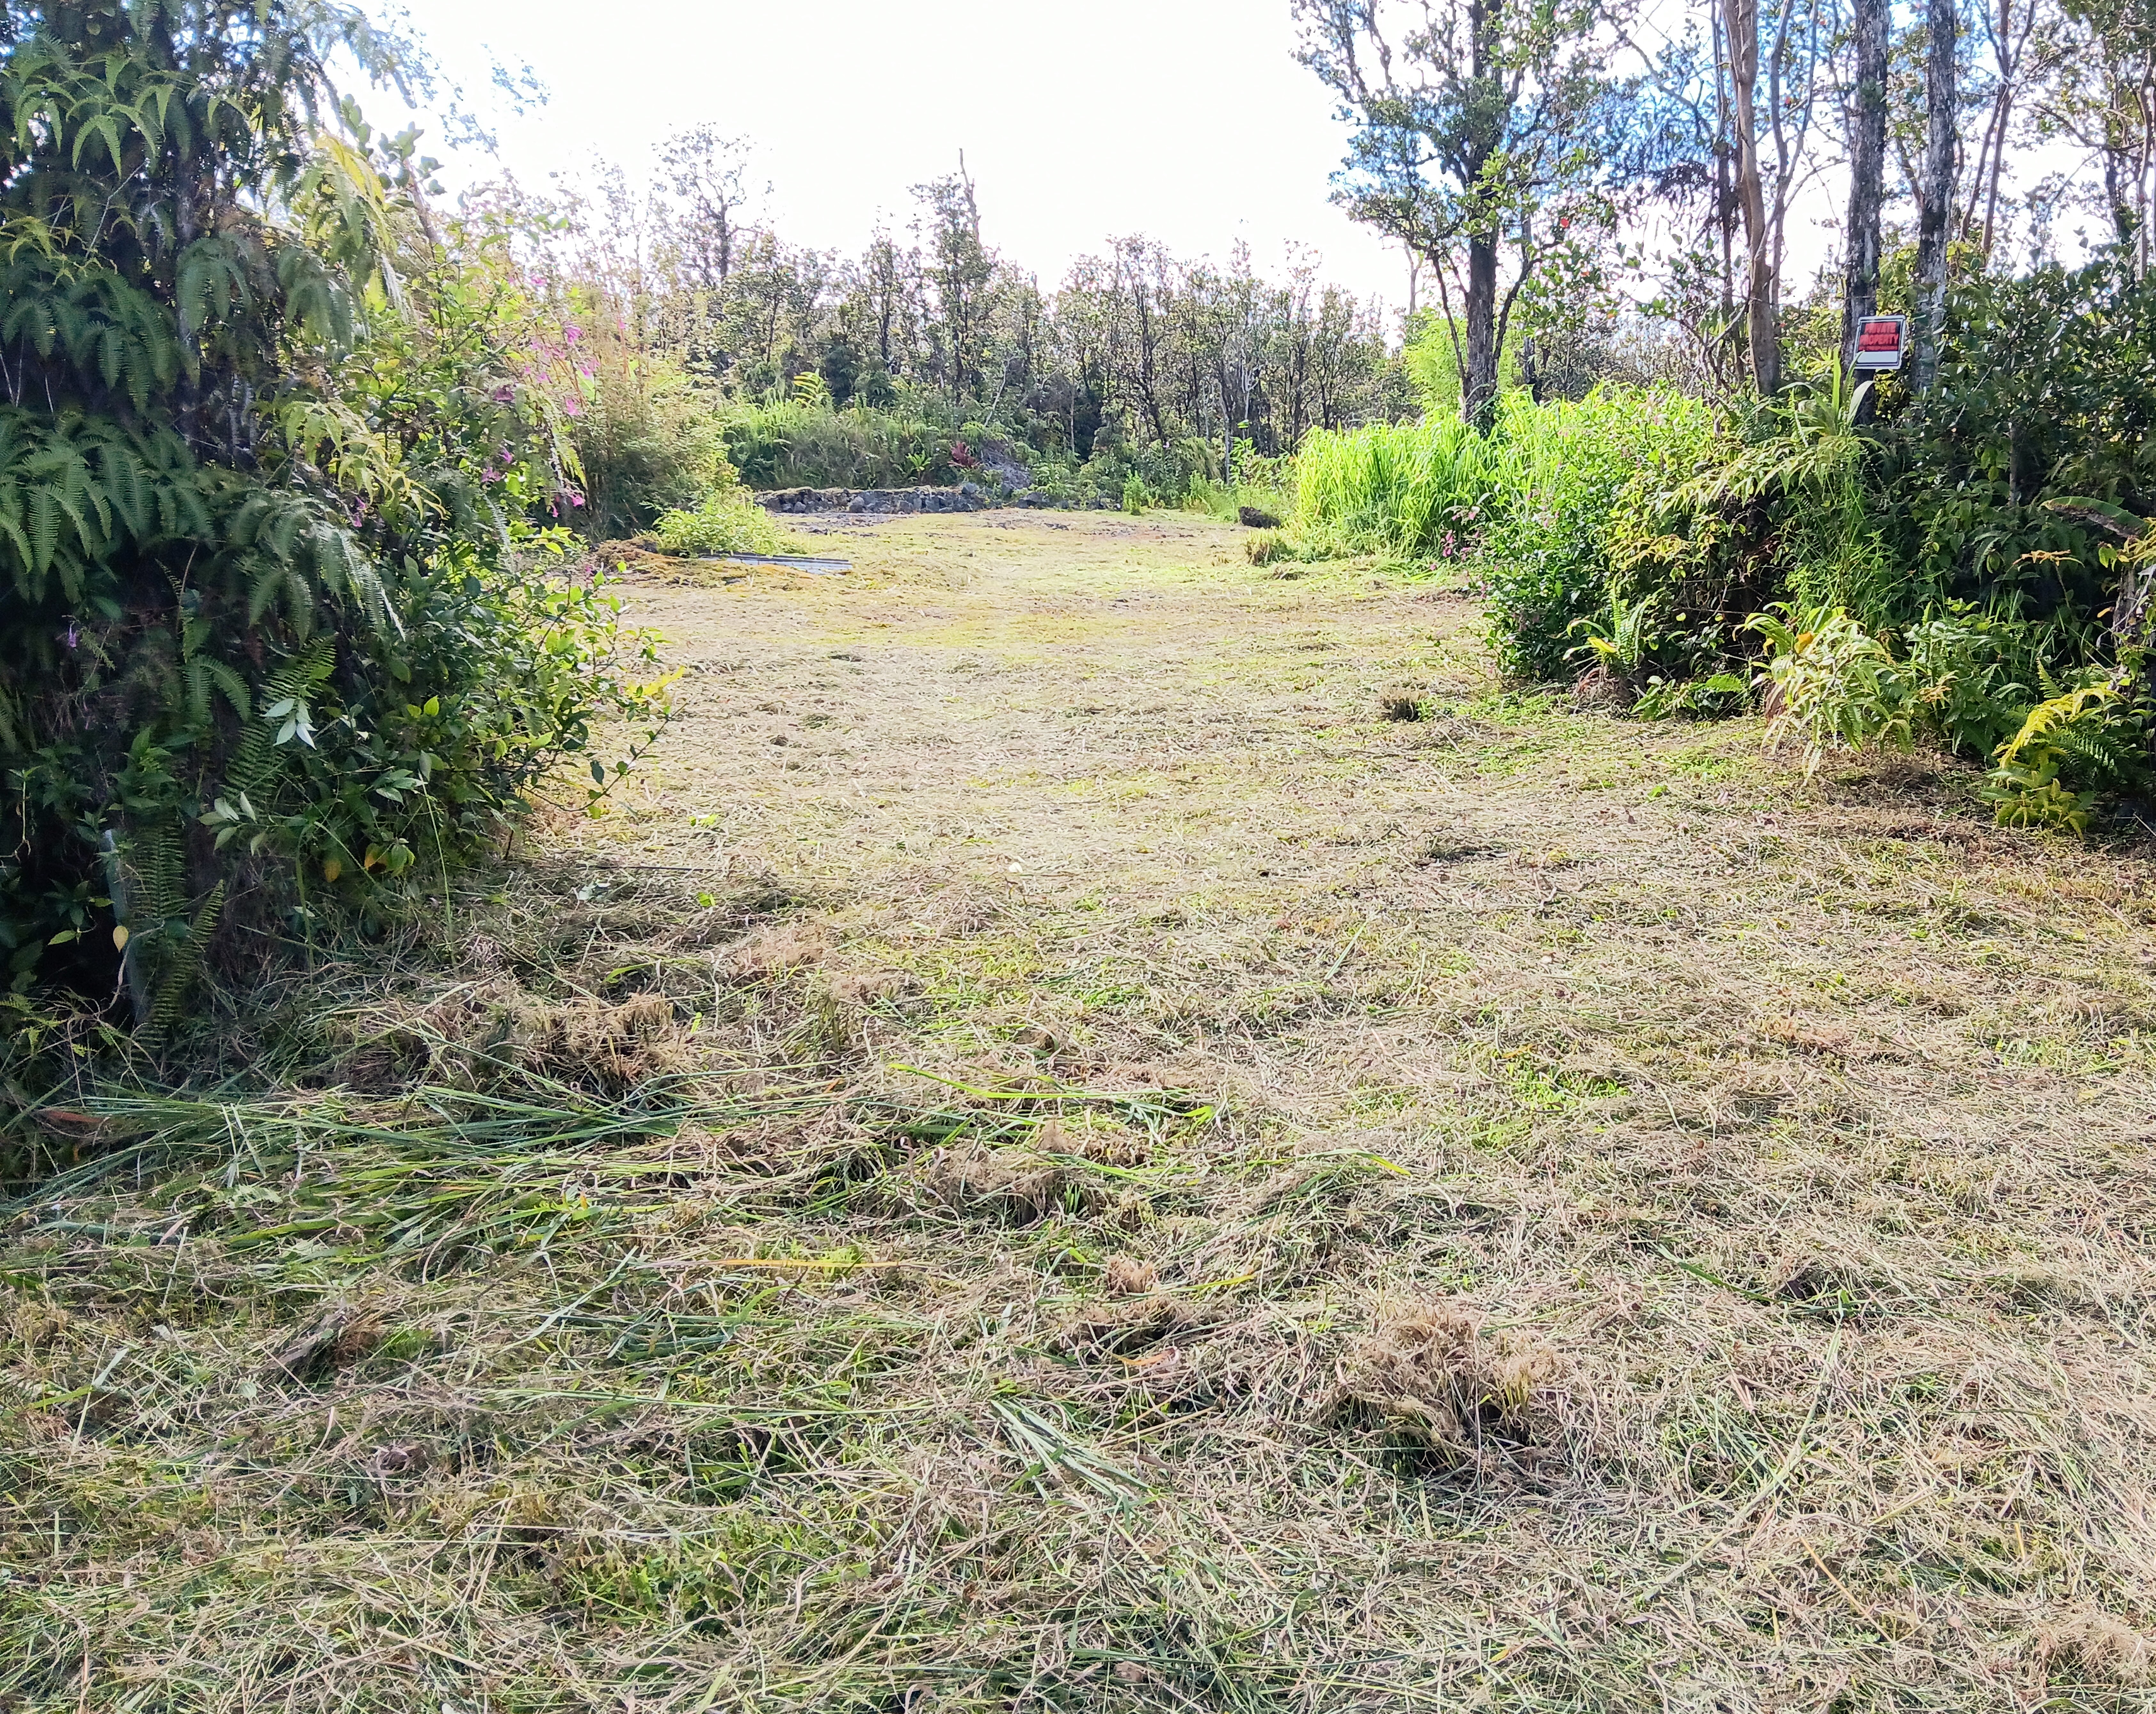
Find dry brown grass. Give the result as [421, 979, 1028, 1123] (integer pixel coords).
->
[5, 509, 2156, 1711]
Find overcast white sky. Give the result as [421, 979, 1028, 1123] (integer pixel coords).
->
[390, 0, 1418, 313]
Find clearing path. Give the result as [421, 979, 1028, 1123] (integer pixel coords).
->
[11, 511, 2156, 1712]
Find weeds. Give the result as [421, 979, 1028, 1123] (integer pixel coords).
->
[649, 488, 800, 557]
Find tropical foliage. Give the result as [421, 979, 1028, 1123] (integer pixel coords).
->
[0, 0, 669, 1017]
[1290, 257, 2156, 832]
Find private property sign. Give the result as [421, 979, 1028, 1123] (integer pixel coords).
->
[1853, 314, 1907, 371]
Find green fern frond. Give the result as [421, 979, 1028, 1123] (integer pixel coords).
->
[183, 656, 210, 728]
[204, 658, 250, 722]
[227, 637, 336, 798]
[145, 881, 224, 1038]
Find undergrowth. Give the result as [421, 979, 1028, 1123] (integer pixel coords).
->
[647, 489, 799, 558]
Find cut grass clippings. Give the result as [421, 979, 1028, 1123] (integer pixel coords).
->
[5, 510, 2156, 1712]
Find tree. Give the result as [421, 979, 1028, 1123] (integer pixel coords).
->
[2043, 0, 2156, 273]
[1841, 0, 1890, 392]
[912, 159, 1001, 405]
[1961, 0, 2060, 263]
[1722, 0, 1832, 395]
[656, 127, 763, 292]
[1296, 0, 1629, 428]
[1113, 237, 1180, 444]
[1914, 0, 1961, 388]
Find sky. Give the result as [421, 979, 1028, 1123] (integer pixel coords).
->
[388, 0, 1419, 313]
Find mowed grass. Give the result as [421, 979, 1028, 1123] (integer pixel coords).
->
[5, 510, 2156, 1712]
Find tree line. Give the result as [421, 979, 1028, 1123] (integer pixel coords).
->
[491, 135, 1408, 468]
[1295, 0, 2156, 423]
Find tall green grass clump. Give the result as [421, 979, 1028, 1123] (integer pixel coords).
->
[1294, 418, 1499, 558]
[1482, 388, 1717, 679]
[722, 401, 970, 490]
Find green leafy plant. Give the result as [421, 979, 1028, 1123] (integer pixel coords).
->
[1902, 606, 2037, 757]
[1747, 608, 1914, 774]
[1876, 260, 2156, 628]
[1481, 388, 1717, 680]
[1631, 673, 1751, 720]
[718, 399, 966, 491]
[1567, 591, 1662, 683]
[650, 490, 792, 557]
[1678, 367, 1893, 630]
[1983, 675, 2138, 834]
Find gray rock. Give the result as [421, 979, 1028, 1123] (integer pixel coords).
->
[973, 437, 1032, 491]
[759, 482, 1060, 515]
[758, 487, 850, 514]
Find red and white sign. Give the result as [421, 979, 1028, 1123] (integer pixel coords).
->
[1853, 315, 1907, 371]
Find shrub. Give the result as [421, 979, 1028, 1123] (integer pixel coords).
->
[566, 332, 733, 538]
[649, 491, 791, 557]
[1181, 442, 1296, 529]
[1482, 389, 1718, 679]
[720, 399, 962, 490]
[0, 0, 670, 1016]
[1902, 606, 2040, 758]
[1667, 370, 1894, 632]
[1877, 258, 2156, 627]
[1983, 675, 2144, 833]
[1749, 602, 2144, 832]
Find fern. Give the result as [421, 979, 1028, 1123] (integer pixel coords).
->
[227, 637, 337, 799]
[1984, 677, 2137, 834]
[145, 881, 224, 1038]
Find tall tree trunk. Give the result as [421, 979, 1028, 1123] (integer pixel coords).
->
[1841, 0, 1889, 405]
[1464, 231, 1500, 430]
[1713, 3, 1736, 332]
[1723, 0, 1779, 395]
[1913, 0, 1959, 394]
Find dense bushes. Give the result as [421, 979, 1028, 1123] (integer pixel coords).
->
[0, 0, 668, 1019]
[1878, 259, 2156, 627]
[718, 399, 971, 491]
[1289, 258, 2156, 831]
[1479, 391, 1719, 680]
[1293, 392, 1716, 678]
[565, 334, 733, 539]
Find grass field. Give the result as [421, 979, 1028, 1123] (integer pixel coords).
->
[6, 510, 2155, 1711]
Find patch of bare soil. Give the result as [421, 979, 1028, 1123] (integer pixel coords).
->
[6, 510, 2156, 1712]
